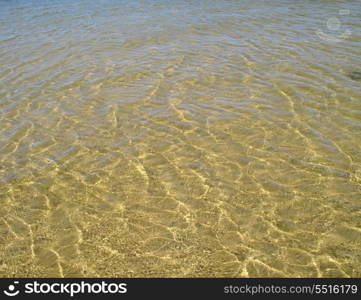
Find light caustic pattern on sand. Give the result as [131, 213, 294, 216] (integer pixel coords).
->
[0, 0, 361, 277]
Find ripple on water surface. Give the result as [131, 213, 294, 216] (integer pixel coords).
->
[0, 0, 361, 277]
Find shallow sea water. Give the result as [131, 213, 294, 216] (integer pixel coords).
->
[0, 0, 361, 277]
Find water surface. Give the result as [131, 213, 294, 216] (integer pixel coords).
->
[0, 0, 361, 277]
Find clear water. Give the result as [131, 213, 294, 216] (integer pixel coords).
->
[0, 0, 361, 277]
